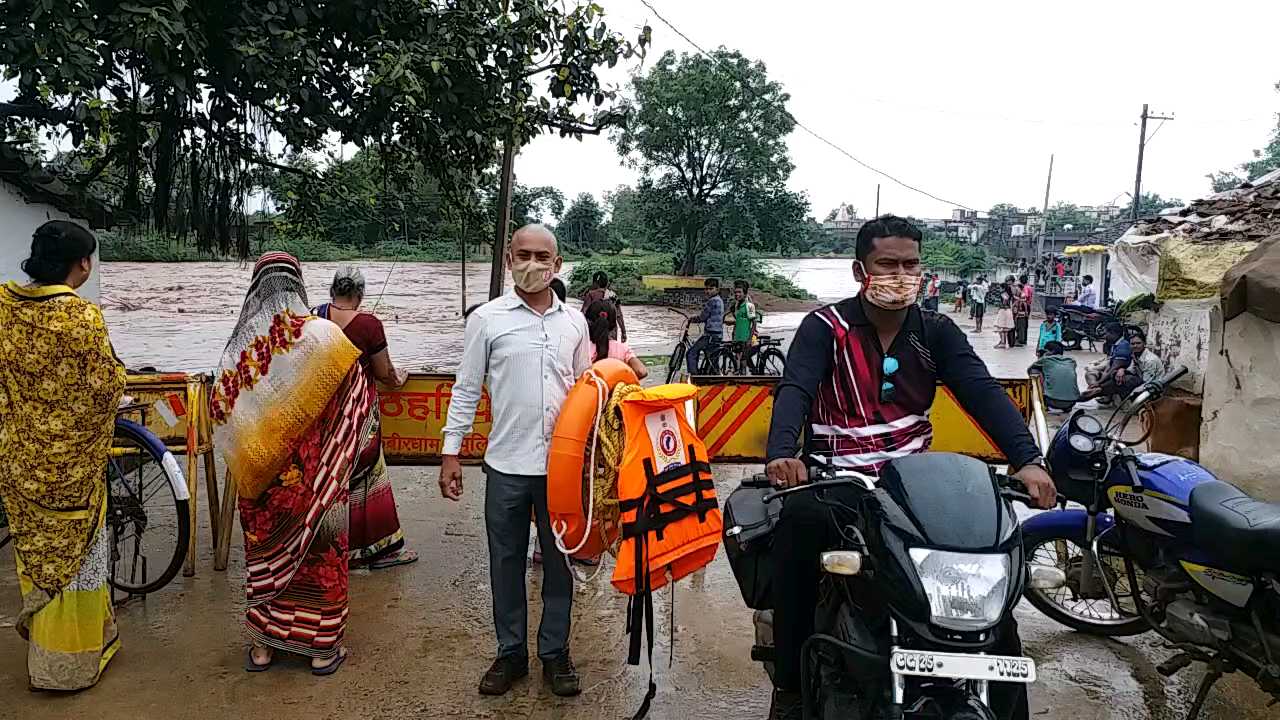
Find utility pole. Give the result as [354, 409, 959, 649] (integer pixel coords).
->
[874, 183, 880, 217]
[1133, 103, 1175, 220]
[1035, 154, 1054, 261]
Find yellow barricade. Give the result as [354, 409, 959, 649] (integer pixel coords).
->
[694, 376, 1033, 464]
[379, 375, 494, 465]
[121, 373, 219, 576]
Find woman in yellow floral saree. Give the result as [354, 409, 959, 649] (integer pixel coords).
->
[212, 252, 372, 675]
[0, 221, 126, 691]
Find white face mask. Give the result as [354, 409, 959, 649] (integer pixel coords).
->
[509, 258, 554, 294]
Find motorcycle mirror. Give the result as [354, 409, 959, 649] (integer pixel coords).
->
[1028, 564, 1067, 590]
[821, 551, 864, 576]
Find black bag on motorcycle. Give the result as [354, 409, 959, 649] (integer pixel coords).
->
[723, 481, 782, 609]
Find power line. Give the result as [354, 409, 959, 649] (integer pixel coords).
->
[634, 0, 976, 212]
[1144, 119, 1168, 146]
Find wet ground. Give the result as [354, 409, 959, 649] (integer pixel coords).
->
[3, 273, 1275, 719]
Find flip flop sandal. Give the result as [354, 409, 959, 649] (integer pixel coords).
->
[312, 649, 348, 677]
[369, 549, 419, 570]
[244, 648, 273, 673]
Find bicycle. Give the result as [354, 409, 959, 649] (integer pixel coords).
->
[711, 335, 787, 376]
[1, 404, 191, 598]
[665, 310, 725, 383]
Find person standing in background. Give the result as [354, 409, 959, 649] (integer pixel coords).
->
[1036, 309, 1063, 354]
[313, 267, 418, 570]
[686, 277, 724, 375]
[1075, 274, 1099, 309]
[968, 276, 989, 333]
[586, 299, 648, 379]
[1013, 274, 1033, 347]
[993, 278, 1016, 349]
[925, 273, 941, 311]
[440, 224, 590, 698]
[580, 271, 625, 342]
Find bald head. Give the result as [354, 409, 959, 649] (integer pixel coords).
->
[510, 224, 558, 254]
[508, 223, 561, 271]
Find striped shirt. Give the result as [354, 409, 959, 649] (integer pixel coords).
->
[766, 298, 1039, 477]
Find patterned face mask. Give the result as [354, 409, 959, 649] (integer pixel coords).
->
[857, 262, 921, 310]
[509, 258, 555, 294]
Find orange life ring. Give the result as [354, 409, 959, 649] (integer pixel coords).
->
[547, 358, 638, 560]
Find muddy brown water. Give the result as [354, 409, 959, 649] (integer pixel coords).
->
[2, 262, 1273, 718]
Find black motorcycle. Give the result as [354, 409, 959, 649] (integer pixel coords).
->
[1057, 303, 1140, 351]
[727, 453, 1062, 720]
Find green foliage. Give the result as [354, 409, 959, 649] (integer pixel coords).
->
[611, 49, 805, 274]
[556, 192, 609, 254]
[988, 203, 1023, 218]
[920, 236, 990, 277]
[1045, 202, 1096, 232]
[601, 185, 658, 251]
[1, 0, 649, 254]
[1121, 192, 1183, 218]
[569, 249, 812, 304]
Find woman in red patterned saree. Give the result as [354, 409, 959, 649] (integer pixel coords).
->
[313, 267, 417, 570]
[212, 253, 372, 675]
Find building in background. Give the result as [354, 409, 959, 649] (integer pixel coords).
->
[0, 145, 111, 303]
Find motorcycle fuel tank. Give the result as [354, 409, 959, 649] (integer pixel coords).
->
[1104, 453, 1217, 539]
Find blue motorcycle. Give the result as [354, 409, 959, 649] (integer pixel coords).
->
[1021, 366, 1280, 719]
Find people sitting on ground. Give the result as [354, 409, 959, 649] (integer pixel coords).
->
[685, 277, 724, 375]
[1129, 330, 1164, 383]
[1036, 309, 1063, 354]
[220, 252, 368, 676]
[1083, 324, 1128, 388]
[580, 271, 624, 341]
[313, 267, 418, 571]
[1029, 341, 1080, 412]
[1, 221, 127, 691]
[586, 299, 647, 380]
[1080, 324, 1139, 404]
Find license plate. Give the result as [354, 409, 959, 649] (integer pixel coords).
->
[890, 649, 1036, 683]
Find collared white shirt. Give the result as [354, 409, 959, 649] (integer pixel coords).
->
[443, 291, 591, 475]
[1135, 350, 1164, 383]
[1077, 285, 1098, 308]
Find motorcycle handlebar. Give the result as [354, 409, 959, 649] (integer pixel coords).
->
[749, 470, 1036, 506]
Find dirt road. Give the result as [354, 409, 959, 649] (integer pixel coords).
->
[2, 309, 1273, 720]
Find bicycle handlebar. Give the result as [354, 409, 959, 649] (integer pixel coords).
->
[747, 469, 1036, 507]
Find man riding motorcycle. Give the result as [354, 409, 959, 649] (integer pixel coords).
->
[763, 215, 1057, 720]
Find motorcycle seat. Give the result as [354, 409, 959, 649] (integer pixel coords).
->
[1189, 481, 1280, 572]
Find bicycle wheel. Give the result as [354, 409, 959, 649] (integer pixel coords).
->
[757, 348, 786, 376]
[666, 343, 686, 383]
[704, 346, 739, 375]
[107, 419, 191, 595]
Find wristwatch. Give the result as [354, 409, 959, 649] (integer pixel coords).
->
[1015, 456, 1047, 473]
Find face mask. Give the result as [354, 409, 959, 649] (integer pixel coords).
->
[857, 261, 921, 311]
[510, 258, 555, 294]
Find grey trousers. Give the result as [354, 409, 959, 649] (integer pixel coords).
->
[483, 464, 573, 661]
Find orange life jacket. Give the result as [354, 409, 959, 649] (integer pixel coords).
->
[611, 384, 721, 717]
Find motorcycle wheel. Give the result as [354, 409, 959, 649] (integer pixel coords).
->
[1022, 529, 1150, 636]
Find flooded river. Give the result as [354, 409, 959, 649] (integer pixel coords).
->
[101, 258, 856, 373]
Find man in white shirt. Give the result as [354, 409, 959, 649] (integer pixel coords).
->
[1076, 274, 1099, 309]
[440, 224, 591, 698]
[968, 276, 990, 334]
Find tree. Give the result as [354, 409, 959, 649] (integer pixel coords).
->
[921, 236, 990, 277]
[1044, 202, 1096, 233]
[1208, 80, 1280, 192]
[601, 185, 658, 251]
[1121, 192, 1183, 219]
[0, 0, 649, 254]
[611, 49, 796, 274]
[988, 203, 1022, 218]
[556, 192, 607, 253]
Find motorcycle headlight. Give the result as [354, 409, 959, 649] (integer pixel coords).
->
[908, 548, 1011, 631]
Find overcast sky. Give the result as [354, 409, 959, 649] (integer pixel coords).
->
[518, 0, 1280, 220]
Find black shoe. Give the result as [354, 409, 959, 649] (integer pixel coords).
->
[769, 689, 802, 720]
[541, 651, 581, 697]
[478, 655, 528, 695]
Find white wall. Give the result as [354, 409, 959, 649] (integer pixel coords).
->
[1201, 312, 1280, 500]
[1146, 298, 1215, 394]
[0, 180, 101, 303]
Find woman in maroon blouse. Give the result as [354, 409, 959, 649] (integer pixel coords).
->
[314, 267, 417, 569]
